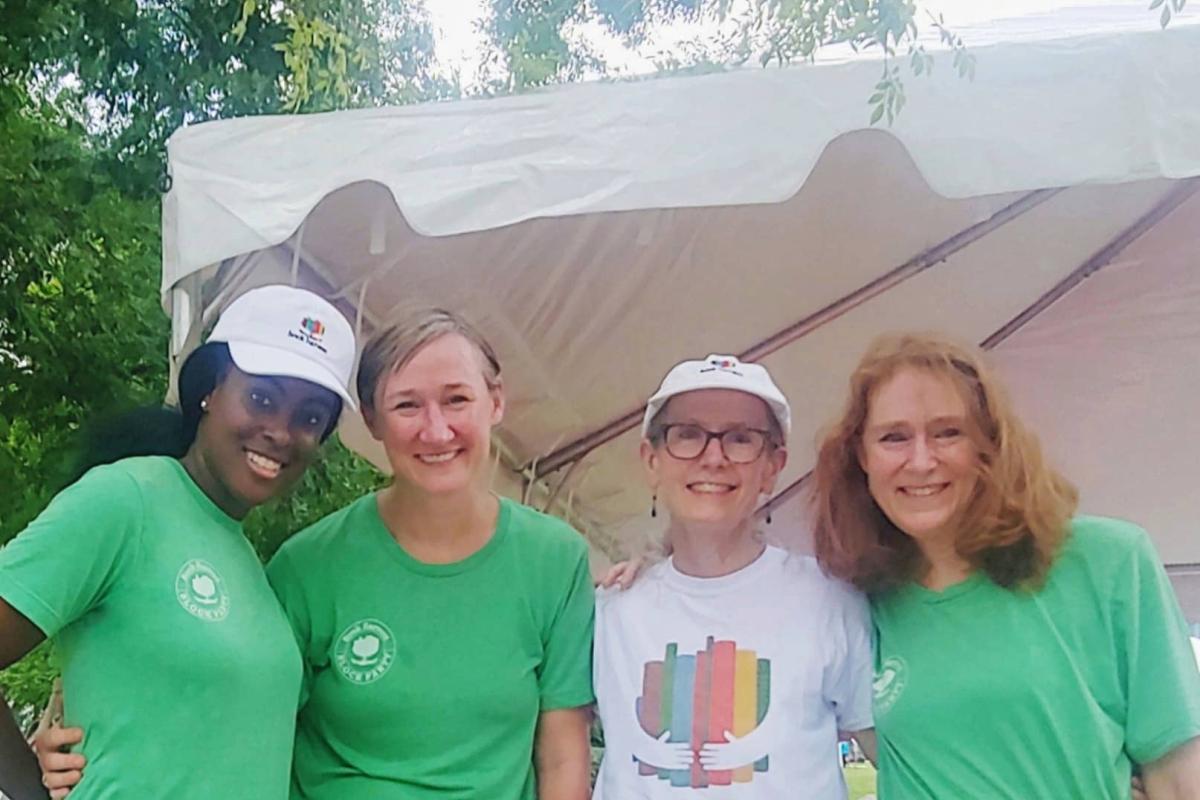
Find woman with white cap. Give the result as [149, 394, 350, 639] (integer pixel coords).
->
[30, 308, 597, 800]
[592, 354, 875, 799]
[0, 285, 358, 800]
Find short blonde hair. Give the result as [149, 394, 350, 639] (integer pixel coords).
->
[811, 332, 1078, 593]
[356, 309, 501, 412]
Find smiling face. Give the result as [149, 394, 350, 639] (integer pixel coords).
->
[859, 366, 982, 551]
[187, 366, 339, 518]
[642, 389, 786, 529]
[364, 332, 504, 497]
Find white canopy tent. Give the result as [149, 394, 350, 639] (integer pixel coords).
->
[161, 19, 1200, 615]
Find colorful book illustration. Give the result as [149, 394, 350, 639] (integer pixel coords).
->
[634, 637, 771, 788]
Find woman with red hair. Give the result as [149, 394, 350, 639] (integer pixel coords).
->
[811, 332, 1200, 799]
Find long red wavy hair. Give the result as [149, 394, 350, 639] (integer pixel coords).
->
[811, 333, 1078, 594]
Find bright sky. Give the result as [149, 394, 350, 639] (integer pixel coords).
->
[425, 0, 1192, 89]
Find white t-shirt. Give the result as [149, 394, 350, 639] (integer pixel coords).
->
[593, 544, 873, 799]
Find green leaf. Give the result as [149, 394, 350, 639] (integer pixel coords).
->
[870, 103, 885, 125]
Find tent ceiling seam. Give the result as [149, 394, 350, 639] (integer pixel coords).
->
[526, 187, 1063, 480]
[757, 177, 1200, 519]
[980, 177, 1200, 349]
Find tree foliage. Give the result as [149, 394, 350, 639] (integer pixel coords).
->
[483, 0, 975, 122]
[0, 82, 165, 540]
[480, 0, 1178, 121]
[0, 0, 428, 716]
[235, 0, 455, 111]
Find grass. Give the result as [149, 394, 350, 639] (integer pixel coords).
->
[845, 763, 877, 799]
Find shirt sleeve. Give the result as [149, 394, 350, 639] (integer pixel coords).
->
[537, 538, 596, 711]
[0, 465, 144, 638]
[266, 547, 315, 709]
[1116, 528, 1200, 764]
[824, 584, 875, 733]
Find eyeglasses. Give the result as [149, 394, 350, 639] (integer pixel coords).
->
[659, 424, 772, 464]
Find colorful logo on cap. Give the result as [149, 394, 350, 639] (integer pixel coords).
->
[700, 357, 743, 377]
[301, 317, 325, 339]
[289, 316, 330, 354]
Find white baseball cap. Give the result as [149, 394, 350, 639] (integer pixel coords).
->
[207, 285, 358, 410]
[642, 354, 791, 438]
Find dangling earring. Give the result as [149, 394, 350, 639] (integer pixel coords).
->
[650, 494, 657, 518]
[766, 510, 772, 525]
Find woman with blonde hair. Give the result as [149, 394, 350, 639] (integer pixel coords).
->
[266, 309, 594, 799]
[811, 332, 1200, 799]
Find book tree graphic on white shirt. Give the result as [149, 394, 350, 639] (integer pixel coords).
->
[633, 638, 772, 789]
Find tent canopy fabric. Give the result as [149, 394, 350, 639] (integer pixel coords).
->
[161, 20, 1200, 612]
[162, 22, 1200, 291]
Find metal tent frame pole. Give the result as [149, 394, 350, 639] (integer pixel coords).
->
[757, 177, 1200, 520]
[524, 187, 1062, 481]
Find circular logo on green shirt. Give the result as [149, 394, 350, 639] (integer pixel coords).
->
[873, 655, 908, 715]
[335, 619, 396, 685]
[175, 559, 229, 622]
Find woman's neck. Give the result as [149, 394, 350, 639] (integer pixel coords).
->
[179, 450, 248, 520]
[667, 517, 765, 578]
[376, 481, 499, 564]
[917, 531, 974, 591]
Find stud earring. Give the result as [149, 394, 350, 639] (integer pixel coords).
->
[200, 399, 209, 412]
[650, 494, 657, 519]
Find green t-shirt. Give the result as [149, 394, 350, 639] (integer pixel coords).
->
[0, 456, 302, 799]
[266, 493, 595, 800]
[871, 516, 1200, 800]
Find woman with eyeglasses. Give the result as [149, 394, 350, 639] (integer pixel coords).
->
[592, 355, 875, 799]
